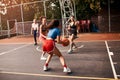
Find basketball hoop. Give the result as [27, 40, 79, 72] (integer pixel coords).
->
[0, 2, 7, 15]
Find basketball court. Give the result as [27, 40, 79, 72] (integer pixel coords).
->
[0, 34, 120, 80]
[0, 0, 120, 79]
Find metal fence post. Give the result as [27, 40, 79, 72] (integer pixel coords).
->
[7, 20, 10, 38]
[108, 0, 111, 32]
[20, 3, 25, 35]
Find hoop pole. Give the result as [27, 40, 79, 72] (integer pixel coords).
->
[59, 0, 66, 37]
[15, 19, 18, 35]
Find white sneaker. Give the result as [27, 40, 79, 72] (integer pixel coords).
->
[43, 66, 48, 71]
[67, 49, 73, 54]
[63, 67, 71, 73]
[72, 46, 77, 50]
[72, 45, 84, 50]
[41, 56, 47, 60]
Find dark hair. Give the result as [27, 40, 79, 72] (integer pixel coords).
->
[47, 19, 59, 29]
[71, 15, 74, 18]
[39, 16, 46, 22]
[69, 15, 75, 22]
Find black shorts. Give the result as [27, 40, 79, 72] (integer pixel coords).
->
[69, 29, 77, 36]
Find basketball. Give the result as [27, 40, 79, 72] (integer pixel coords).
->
[62, 38, 70, 46]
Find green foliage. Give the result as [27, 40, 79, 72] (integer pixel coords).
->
[21, 0, 61, 19]
[2, 0, 106, 21]
[75, 0, 105, 20]
[45, 0, 61, 19]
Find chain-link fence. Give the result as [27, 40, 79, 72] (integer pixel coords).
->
[0, 0, 50, 38]
[0, 1, 120, 38]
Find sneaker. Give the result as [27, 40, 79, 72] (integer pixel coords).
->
[43, 66, 48, 71]
[41, 57, 47, 60]
[72, 45, 84, 50]
[72, 46, 77, 50]
[67, 49, 73, 54]
[63, 67, 71, 73]
[34, 43, 37, 45]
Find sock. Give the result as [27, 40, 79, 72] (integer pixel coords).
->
[45, 63, 48, 66]
[63, 64, 67, 68]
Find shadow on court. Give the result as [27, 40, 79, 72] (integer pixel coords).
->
[0, 41, 120, 80]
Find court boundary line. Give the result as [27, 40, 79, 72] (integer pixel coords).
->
[0, 44, 31, 56]
[105, 41, 118, 79]
[36, 45, 84, 52]
[0, 71, 114, 80]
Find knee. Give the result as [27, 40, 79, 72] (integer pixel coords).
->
[49, 53, 53, 56]
[59, 56, 64, 59]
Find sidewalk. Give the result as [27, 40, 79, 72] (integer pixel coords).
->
[0, 33, 120, 43]
[75, 33, 120, 42]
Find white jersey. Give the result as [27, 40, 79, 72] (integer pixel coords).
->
[32, 23, 39, 30]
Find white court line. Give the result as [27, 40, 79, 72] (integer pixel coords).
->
[0, 71, 114, 80]
[36, 46, 42, 52]
[105, 41, 118, 79]
[0, 44, 31, 56]
[73, 45, 84, 50]
[36, 46, 68, 52]
[113, 62, 117, 65]
[117, 75, 120, 77]
[36, 45, 84, 52]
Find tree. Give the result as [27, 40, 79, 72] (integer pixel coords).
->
[45, 0, 61, 19]
[75, 0, 105, 20]
[1, 0, 106, 21]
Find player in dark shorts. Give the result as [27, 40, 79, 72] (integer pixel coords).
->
[67, 15, 78, 54]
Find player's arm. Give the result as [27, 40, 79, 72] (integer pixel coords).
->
[39, 25, 42, 35]
[39, 25, 47, 38]
[56, 36, 63, 44]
